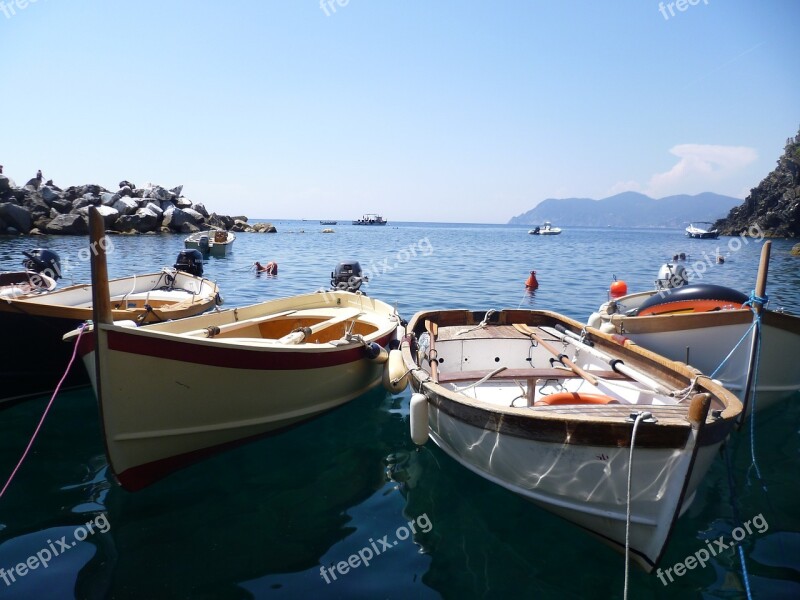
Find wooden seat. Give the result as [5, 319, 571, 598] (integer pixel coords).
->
[437, 368, 626, 384]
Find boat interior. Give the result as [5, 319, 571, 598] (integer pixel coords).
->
[415, 319, 723, 413]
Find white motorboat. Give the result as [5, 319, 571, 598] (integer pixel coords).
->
[588, 242, 800, 415]
[685, 222, 719, 239]
[352, 213, 387, 226]
[398, 307, 741, 572]
[528, 221, 562, 235]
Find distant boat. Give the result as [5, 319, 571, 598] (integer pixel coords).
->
[685, 222, 719, 239]
[320, 220, 337, 225]
[528, 221, 562, 235]
[185, 230, 236, 257]
[353, 214, 387, 226]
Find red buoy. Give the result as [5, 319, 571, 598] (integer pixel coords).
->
[609, 277, 627, 298]
[525, 270, 539, 290]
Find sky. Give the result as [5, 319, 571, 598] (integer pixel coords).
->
[1, 0, 798, 223]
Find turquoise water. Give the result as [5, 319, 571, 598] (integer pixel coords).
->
[1, 222, 799, 599]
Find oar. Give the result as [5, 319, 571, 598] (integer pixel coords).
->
[513, 323, 599, 386]
[425, 319, 439, 383]
[277, 307, 362, 344]
[551, 324, 671, 395]
[739, 240, 771, 422]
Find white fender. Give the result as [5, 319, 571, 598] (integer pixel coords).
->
[409, 393, 429, 445]
[382, 349, 408, 393]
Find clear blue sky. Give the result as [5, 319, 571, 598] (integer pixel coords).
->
[1, 0, 798, 223]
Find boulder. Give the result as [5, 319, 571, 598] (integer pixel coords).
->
[113, 197, 138, 216]
[46, 214, 88, 235]
[114, 208, 159, 233]
[207, 213, 234, 230]
[118, 185, 133, 198]
[233, 215, 248, 223]
[183, 208, 205, 223]
[192, 203, 209, 217]
[50, 198, 73, 213]
[792, 243, 800, 256]
[100, 192, 119, 206]
[0, 175, 11, 195]
[146, 185, 171, 202]
[231, 219, 254, 233]
[78, 205, 119, 228]
[0, 202, 32, 233]
[72, 197, 90, 211]
[180, 221, 200, 234]
[252, 222, 277, 233]
[175, 197, 193, 209]
[170, 185, 183, 197]
[144, 201, 164, 217]
[163, 206, 201, 232]
[41, 186, 62, 205]
[82, 192, 100, 205]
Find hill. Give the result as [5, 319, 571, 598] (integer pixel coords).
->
[508, 191, 741, 228]
[715, 128, 800, 238]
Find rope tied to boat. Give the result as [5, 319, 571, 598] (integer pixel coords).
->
[723, 444, 754, 600]
[456, 309, 497, 335]
[744, 290, 769, 310]
[623, 411, 655, 600]
[0, 323, 87, 501]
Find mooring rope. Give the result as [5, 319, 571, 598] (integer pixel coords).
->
[0, 324, 87, 501]
[723, 443, 754, 600]
[623, 411, 651, 600]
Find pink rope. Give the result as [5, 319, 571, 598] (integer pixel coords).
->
[0, 324, 87, 500]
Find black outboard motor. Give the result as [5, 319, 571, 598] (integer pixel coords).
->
[174, 249, 204, 277]
[22, 249, 62, 280]
[331, 261, 368, 293]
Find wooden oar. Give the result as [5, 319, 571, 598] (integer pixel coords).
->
[425, 319, 439, 383]
[277, 307, 362, 344]
[513, 323, 598, 386]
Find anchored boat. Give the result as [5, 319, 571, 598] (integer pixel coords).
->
[528, 221, 562, 235]
[1, 248, 220, 406]
[185, 229, 236, 257]
[685, 222, 719, 239]
[588, 242, 800, 415]
[398, 307, 741, 571]
[0, 249, 60, 299]
[66, 207, 401, 490]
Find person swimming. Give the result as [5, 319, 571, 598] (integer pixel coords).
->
[254, 261, 278, 275]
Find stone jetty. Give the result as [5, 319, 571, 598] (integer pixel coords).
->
[0, 174, 275, 235]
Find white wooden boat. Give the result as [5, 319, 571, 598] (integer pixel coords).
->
[399, 308, 741, 572]
[685, 222, 719, 239]
[67, 207, 401, 490]
[528, 221, 562, 235]
[185, 229, 236, 257]
[352, 213, 387, 226]
[588, 243, 800, 415]
[1, 262, 220, 406]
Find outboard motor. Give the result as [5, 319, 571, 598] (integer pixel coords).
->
[22, 249, 62, 280]
[198, 235, 210, 254]
[174, 249, 204, 277]
[655, 263, 688, 290]
[331, 261, 367, 293]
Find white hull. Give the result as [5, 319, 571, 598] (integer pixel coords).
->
[73, 291, 399, 490]
[590, 294, 800, 413]
[185, 231, 235, 257]
[401, 309, 741, 570]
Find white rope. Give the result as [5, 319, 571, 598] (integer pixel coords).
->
[624, 411, 651, 600]
[456, 309, 497, 335]
[452, 366, 507, 392]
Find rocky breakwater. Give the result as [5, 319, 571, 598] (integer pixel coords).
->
[0, 177, 276, 235]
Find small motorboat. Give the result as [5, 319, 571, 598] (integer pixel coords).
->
[0, 249, 60, 299]
[64, 207, 402, 490]
[185, 229, 236, 257]
[588, 242, 800, 416]
[320, 220, 337, 225]
[398, 307, 741, 572]
[528, 221, 562, 235]
[0, 247, 220, 406]
[685, 222, 719, 239]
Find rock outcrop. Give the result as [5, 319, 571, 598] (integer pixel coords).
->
[0, 178, 269, 235]
[715, 128, 800, 238]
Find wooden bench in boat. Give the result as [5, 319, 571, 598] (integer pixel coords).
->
[437, 368, 628, 384]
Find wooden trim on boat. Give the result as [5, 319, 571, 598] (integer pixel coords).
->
[609, 309, 752, 334]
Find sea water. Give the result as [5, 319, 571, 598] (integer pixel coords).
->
[0, 222, 798, 599]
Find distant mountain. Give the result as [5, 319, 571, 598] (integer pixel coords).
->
[507, 192, 741, 228]
[715, 128, 800, 238]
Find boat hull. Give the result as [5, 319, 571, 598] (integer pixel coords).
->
[401, 308, 740, 571]
[591, 303, 800, 412]
[0, 271, 219, 404]
[76, 291, 399, 490]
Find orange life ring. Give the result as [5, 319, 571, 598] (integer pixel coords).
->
[637, 298, 741, 316]
[534, 392, 617, 406]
